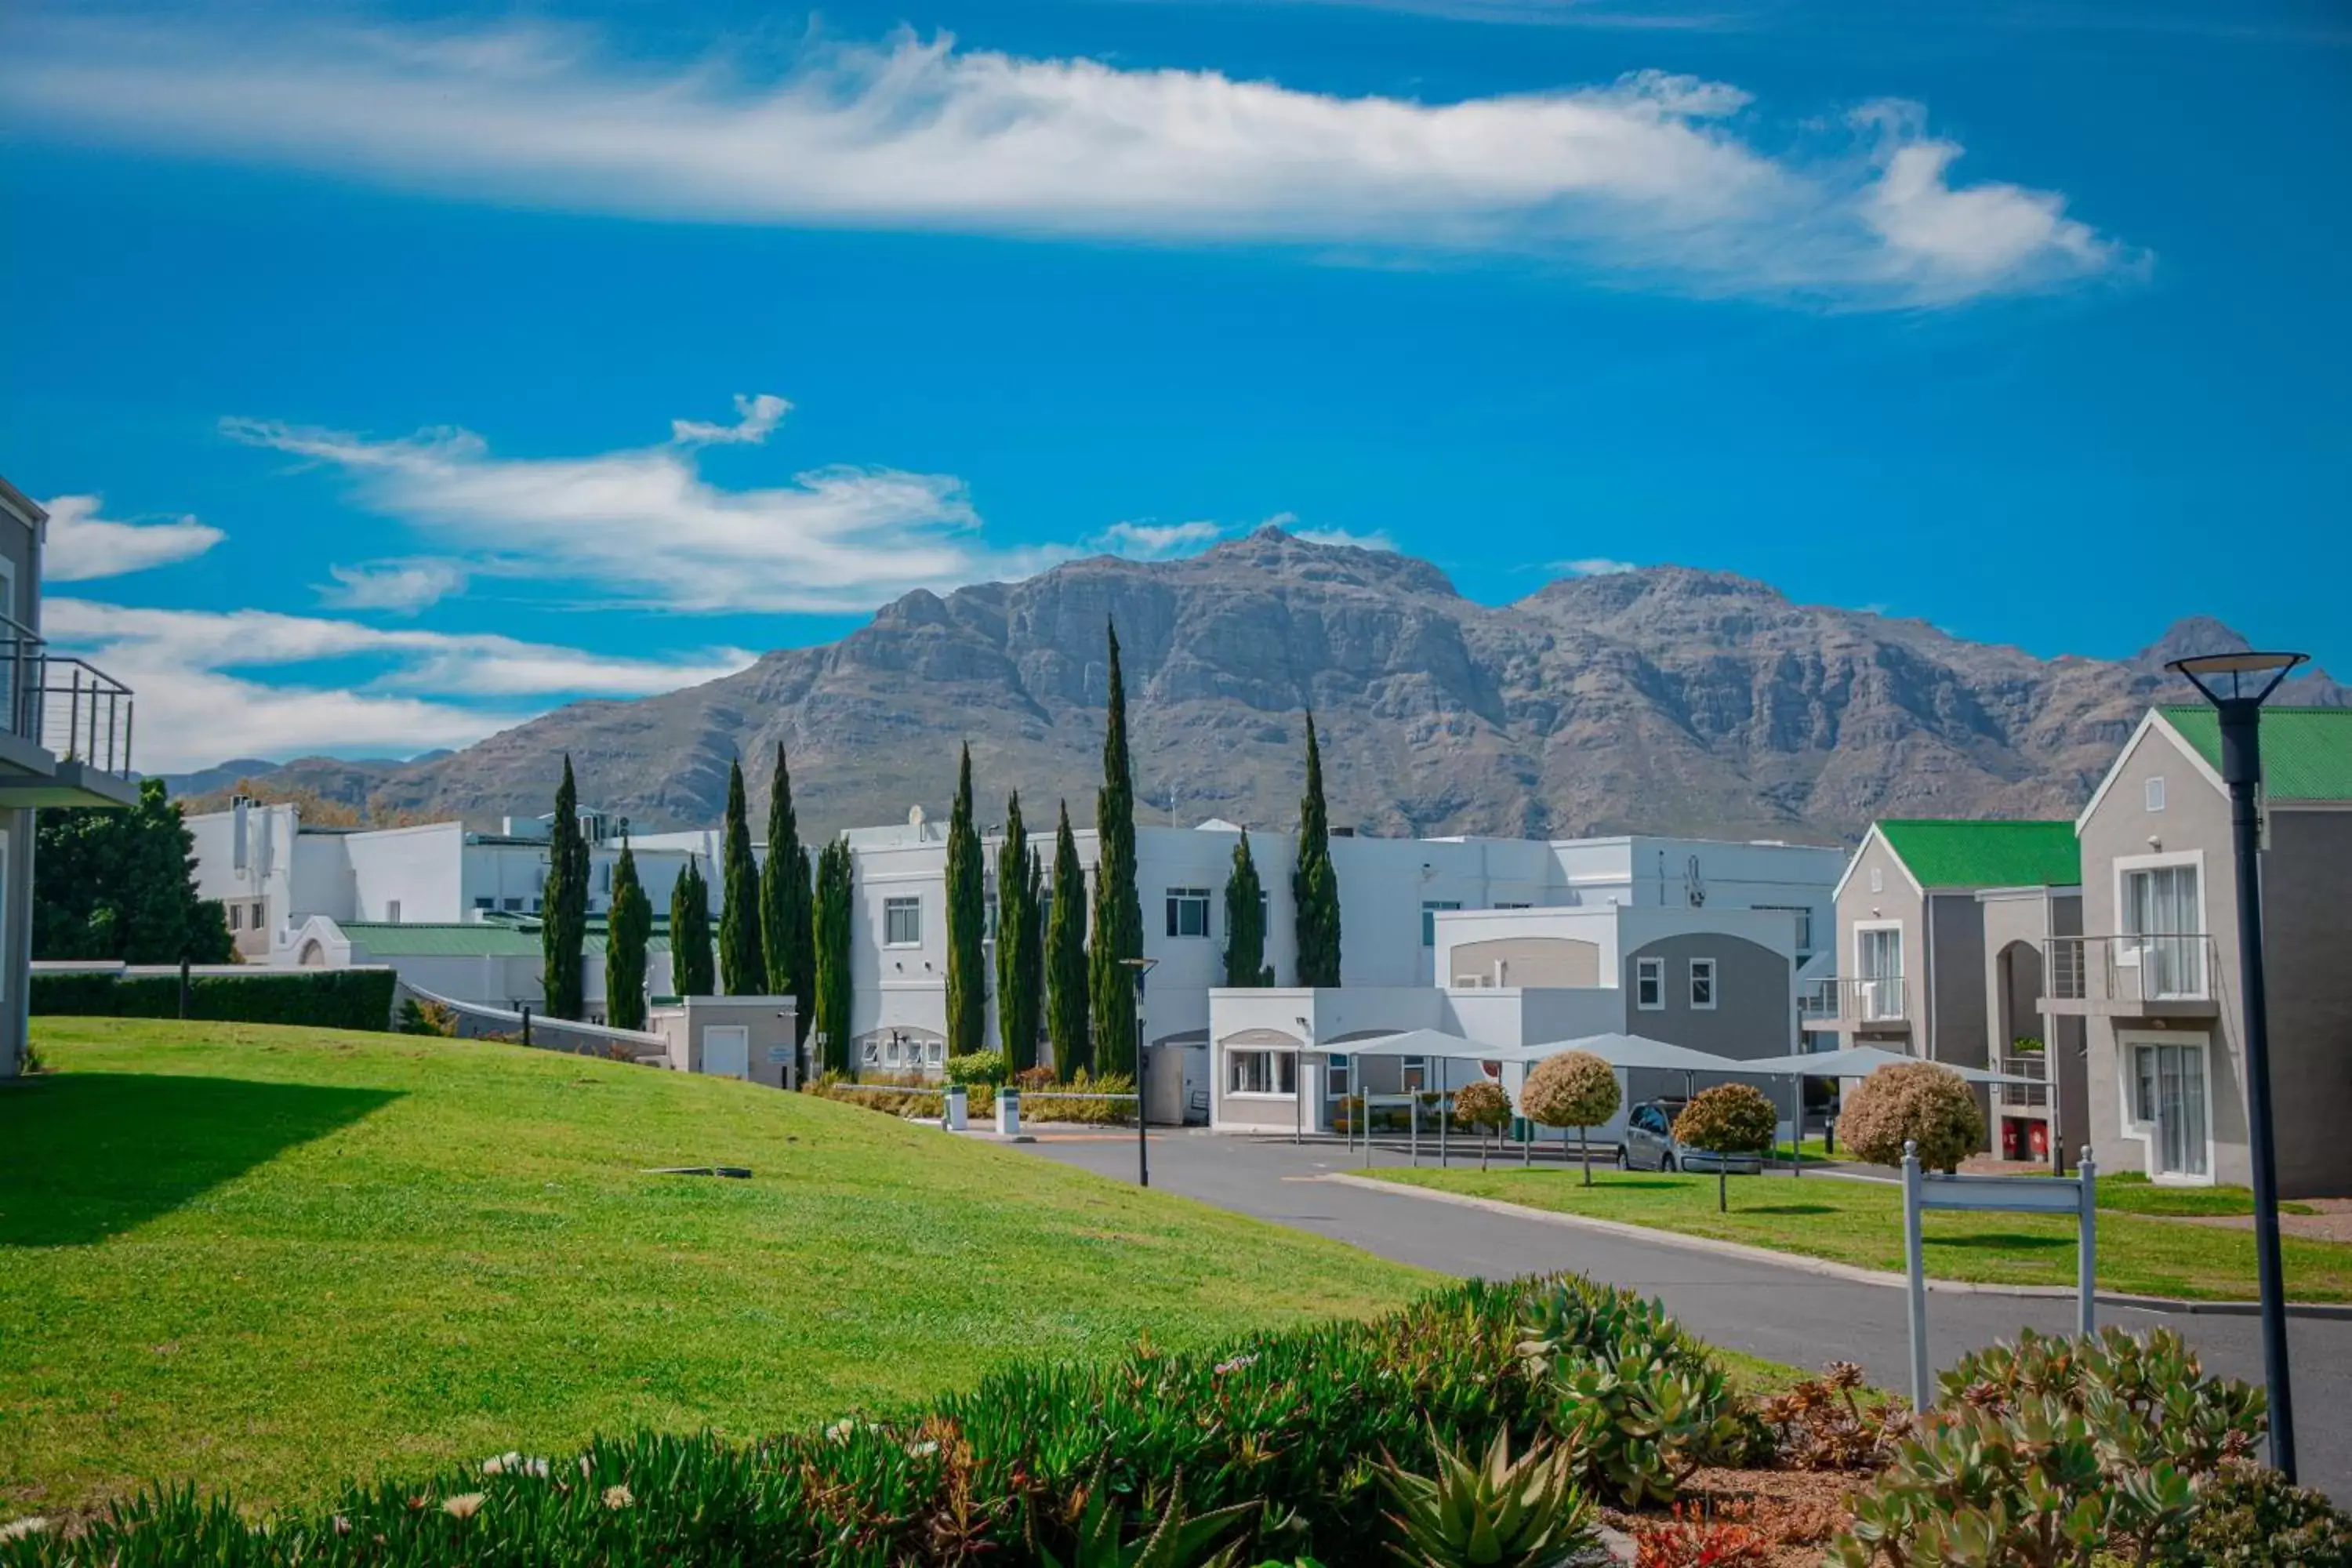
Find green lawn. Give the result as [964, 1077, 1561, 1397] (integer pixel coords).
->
[1, 1021, 1434, 1520]
[1368, 1166, 2352, 1303]
[2092, 1171, 2316, 1218]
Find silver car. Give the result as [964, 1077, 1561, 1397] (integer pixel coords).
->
[1618, 1098, 1766, 1175]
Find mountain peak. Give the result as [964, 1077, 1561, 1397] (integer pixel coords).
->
[1192, 524, 1461, 597]
[2132, 615, 2252, 674]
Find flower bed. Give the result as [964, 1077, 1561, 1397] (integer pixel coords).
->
[807, 1067, 1135, 1125]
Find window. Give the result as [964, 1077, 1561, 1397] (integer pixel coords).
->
[503, 897, 524, 912]
[927, 1039, 946, 1067]
[1228, 1050, 1295, 1094]
[1635, 956, 1664, 1011]
[2122, 863, 2204, 998]
[1326, 1055, 1350, 1097]
[598, 862, 612, 893]
[387, 899, 402, 924]
[884, 896, 923, 946]
[475, 897, 495, 911]
[862, 1037, 883, 1067]
[1165, 887, 1211, 938]
[1869, 866, 1885, 895]
[1495, 902, 1531, 910]
[1402, 1056, 1428, 1093]
[228, 904, 243, 931]
[1689, 958, 1717, 1010]
[2130, 1041, 2209, 1178]
[1421, 901, 1462, 946]
[985, 893, 998, 940]
[2145, 776, 2166, 813]
[1855, 927, 1904, 1020]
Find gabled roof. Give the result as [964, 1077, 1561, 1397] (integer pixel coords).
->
[2158, 704, 2352, 803]
[1873, 819, 2080, 891]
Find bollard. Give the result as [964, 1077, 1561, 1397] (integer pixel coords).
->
[521, 1005, 532, 1048]
[179, 957, 192, 1020]
[942, 1084, 968, 1132]
[996, 1088, 1022, 1138]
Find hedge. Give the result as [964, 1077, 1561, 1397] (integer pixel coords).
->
[29, 968, 398, 1033]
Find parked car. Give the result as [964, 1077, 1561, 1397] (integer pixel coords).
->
[1618, 1098, 1766, 1175]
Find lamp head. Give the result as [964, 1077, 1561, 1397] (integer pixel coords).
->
[2167, 650, 2308, 706]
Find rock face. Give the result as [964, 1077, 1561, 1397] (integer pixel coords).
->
[169, 528, 2343, 843]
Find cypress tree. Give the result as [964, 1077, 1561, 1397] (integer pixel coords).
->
[1223, 828, 1273, 987]
[995, 792, 1043, 1071]
[1087, 621, 1145, 1076]
[605, 835, 652, 1031]
[1045, 800, 1090, 1080]
[669, 855, 716, 997]
[812, 837, 855, 1075]
[1292, 713, 1343, 986]
[542, 756, 590, 1019]
[760, 742, 815, 1044]
[944, 743, 987, 1061]
[717, 757, 767, 995]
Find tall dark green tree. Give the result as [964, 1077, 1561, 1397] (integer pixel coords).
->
[812, 837, 855, 1075]
[1222, 829, 1274, 988]
[542, 757, 590, 1019]
[759, 742, 815, 1044]
[1087, 621, 1145, 1076]
[1292, 712, 1343, 987]
[944, 743, 988, 1061]
[34, 779, 233, 964]
[994, 792, 1044, 1071]
[717, 757, 767, 995]
[604, 835, 652, 1031]
[1044, 800, 1090, 1080]
[669, 855, 715, 997]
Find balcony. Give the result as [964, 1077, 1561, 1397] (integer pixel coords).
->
[1799, 974, 1910, 1032]
[2042, 934, 2220, 1020]
[1994, 1052, 2049, 1112]
[0, 619, 140, 808]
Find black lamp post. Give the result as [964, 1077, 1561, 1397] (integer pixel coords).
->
[1121, 956, 1159, 1187]
[2167, 648, 2307, 1481]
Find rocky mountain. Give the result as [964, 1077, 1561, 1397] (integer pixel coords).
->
[171, 528, 2343, 844]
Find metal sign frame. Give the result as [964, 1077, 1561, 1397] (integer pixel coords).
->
[1902, 1139, 2096, 1413]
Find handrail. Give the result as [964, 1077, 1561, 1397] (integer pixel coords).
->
[1803, 974, 1909, 1024]
[0, 635, 137, 778]
[2043, 933, 2217, 1005]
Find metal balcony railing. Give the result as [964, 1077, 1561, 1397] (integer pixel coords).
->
[1802, 974, 1909, 1025]
[1996, 1053, 2049, 1109]
[2, 617, 137, 779]
[2044, 934, 2216, 1007]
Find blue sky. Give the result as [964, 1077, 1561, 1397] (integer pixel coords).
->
[3, 0, 2346, 771]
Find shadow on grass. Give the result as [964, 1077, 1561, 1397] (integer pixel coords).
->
[0, 1072, 400, 1247]
[1928, 1231, 2073, 1253]
[1738, 1203, 1838, 1217]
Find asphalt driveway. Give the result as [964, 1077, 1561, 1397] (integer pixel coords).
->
[1012, 1127, 2352, 1498]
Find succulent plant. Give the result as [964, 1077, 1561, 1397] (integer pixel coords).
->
[1378, 1425, 1593, 1568]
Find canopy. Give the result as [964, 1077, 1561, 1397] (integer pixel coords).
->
[1312, 1029, 1505, 1061]
[1516, 1032, 1750, 1074]
[1729, 1044, 2042, 1088]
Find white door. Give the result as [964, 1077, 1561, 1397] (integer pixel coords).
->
[700, 1025, 750, 1080]
[2123, 865, 2203, 999]
[2131, 1041, 2209, 1178]
[1856, 927, 1903, 1019]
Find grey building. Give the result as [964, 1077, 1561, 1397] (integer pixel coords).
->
[0, 478, 141, 1079]
[2062, 705, 2352, 1195]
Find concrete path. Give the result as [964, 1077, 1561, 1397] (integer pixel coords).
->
[1012, 1128, 2352, 1499]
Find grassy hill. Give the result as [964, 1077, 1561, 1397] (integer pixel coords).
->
[1, 1021, 1430, 1520]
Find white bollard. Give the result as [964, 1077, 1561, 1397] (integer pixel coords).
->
[942, 1084, 968, 1131]
[996, 1088, 1022, 1137]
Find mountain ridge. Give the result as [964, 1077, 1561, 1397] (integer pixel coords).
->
[166, 528, 2346, 843]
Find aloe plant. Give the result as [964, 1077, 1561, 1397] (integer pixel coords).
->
[1040, 1477, 1260, 1568]
[1378, 1426, 1594, 1568]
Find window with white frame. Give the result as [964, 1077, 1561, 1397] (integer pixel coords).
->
[1228, 1049, 1295, 1094]
[2129, 1040, 2209, 1178]
[884, 896, 923, 946]
[2122, 862, 2204, 999]
[926, 1039, 945, 1067]
[1421, 901, 1462, 946]
[2145, 776, 2167, 813]
[1165, 887, 1211, 938]
[884, 1035, 904, 1067]
[1326, 1054, 1350, 1097]
[1402, 1056, 1428, 1093]
[1689, 957, 1717, 1010]
[1635, 956, 1664, 1010]
[228, 904, 243, 931]
[862, 1037, 883, 1067]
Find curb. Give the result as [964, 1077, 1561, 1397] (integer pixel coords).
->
[1320, 1173, 2352, 1321]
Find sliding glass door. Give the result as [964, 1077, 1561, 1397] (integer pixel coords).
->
[2131, 1041, 2209, 1178]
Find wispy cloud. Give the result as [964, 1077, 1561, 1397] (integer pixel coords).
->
[1, 17, 2135, 307]
[317, 558, 469, 612]
[40, 493, 225, 581]
[1294, 525, 1399, 551]
[230, 394, 1069, 614]
[46, 597, 757, 769]
[1093, 520, 1225, 559]
[1552, 555, 1639, 575]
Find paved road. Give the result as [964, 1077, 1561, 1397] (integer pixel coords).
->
[1014, 1128, 2352, 1498]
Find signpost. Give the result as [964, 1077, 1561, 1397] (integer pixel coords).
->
[1902, 1140, 2096, 1413]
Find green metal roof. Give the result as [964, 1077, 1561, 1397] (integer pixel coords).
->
[2159, 704, 2352, 803]
[339, 922, 670, 956]
[1875, 819, 2081, 891]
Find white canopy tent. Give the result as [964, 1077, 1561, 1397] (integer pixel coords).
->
[1724, 1045, 2043, 1089]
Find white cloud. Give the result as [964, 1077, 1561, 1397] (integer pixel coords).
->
[40, 494, 224, 581]
[318, 558, 470, 612]
[1552, 556, 1639, 575]
[0, 19, 2133, 306]
[1094, 520, 1225, 559]
[1294, 525, 1398, 551]
[47, 597, 758, 770]
[225, 396, 1071, 614]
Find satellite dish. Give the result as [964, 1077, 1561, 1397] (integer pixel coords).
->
[909, 804, 927, 829]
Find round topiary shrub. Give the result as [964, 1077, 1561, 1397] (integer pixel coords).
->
[1452, 1078, 1512, 1132]
[1673, 1083, 1778, 1157]
[1838, 1061, 1984, 1173]
[1521, 1050, 1620, 1131]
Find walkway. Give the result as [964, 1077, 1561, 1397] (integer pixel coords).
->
[1013, 1128, 2352, 1498]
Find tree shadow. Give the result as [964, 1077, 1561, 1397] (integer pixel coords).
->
[0, 1072, 401, 1247]
[1928, 1232, 2073, 1253]
[1739, 1203, 1838, 1216]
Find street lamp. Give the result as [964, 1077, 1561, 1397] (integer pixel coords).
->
[1120, 956, 1159, 1188]
[2168, 647, 2307, 1481]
